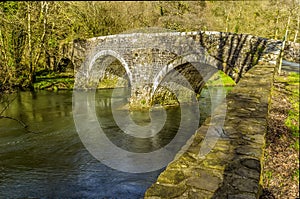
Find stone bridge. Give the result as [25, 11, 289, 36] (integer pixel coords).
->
[63, 31, 299, 198]
[60, 31, 288, 107]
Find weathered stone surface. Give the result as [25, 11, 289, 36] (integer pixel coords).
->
[235, 145, 263, 158]
[242, 134, 265, 145]
[187, 190, 214, 199]
[284, 41, 300, 63]
[63, 31, 283, 108]
[157, 170, 185, 185]
[186, 172, 222, 192]
[144, 182, 187, 198]
[241, 158, 261, 171]
[231, 178, 259, 193]
[202, 158, 227, 171]
[234, 166, 260, 180]
[227, 193, 257, 199]
[210, 139, 232, 152]
[205, 150, 229, 161]
[145, 63, 275, 198]
[62, 30, 282, 198]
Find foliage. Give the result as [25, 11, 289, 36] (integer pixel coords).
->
[33, 72, 74, 90]
[0, 1, 299, 91]
[205, 71, 236, 87]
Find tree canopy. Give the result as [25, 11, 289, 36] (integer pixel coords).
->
[0, 1, 299, 91]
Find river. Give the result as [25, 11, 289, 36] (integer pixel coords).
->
[0, 87, 232, 198]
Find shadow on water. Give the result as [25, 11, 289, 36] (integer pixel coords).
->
[0, 87, 231, 198]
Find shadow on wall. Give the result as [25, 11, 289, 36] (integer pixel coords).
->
[198, 32, 267, 83]
[57, 58, 75, 73]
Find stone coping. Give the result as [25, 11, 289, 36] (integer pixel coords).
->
[144, 63, 275, 199]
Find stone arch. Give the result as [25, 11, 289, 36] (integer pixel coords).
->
[56, 57, 74, 72]
[151, 53, 220, 98]
[88, 50, 133, 87]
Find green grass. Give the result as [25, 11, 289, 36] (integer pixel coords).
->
[34, 72, 75, 90]
[285, 72, 299, 150]
[205, 71, 236, 87]
[264, 170, 273, 186]
[292, 169, 299, 182]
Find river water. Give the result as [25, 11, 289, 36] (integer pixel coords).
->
[0, 87, 231, 198]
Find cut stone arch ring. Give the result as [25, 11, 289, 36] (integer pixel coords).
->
[72, 28, 228, 173]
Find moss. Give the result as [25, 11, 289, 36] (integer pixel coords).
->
[145, 182, 187, 198]
[97, 76, 119, 88]
[151, 86, 179, 106]
[33, 78, 74, 90]
[129, 99, 152, 111]
[98, 75, 128, 89]
[34, 71, 75, 91]
[158, 170, 185, 185]
[34, 72, 130, 91]
[140, 99, 146, 105]
[205, 70, 236, 87]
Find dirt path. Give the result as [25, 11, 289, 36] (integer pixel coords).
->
[261, 72, 299, 199]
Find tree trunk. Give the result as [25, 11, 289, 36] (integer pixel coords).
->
[0, 28, 10, 85]
[274, 9, 280, 40]
[27, 3, 34, 86]
[293, 14, 299, 42]
[34, 1, 48, 68]
[278, 14, 291, 75]
[225, 11, 229, 32]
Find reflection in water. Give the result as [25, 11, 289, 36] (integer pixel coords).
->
[0, 87, 232, 198]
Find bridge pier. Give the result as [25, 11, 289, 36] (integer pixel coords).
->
[128, 64, 207, 109]
[70, 31, 285, 111]
[68, 31, 298, 197]
[129, 85, 153, 109]
[129, 85, 198, 109]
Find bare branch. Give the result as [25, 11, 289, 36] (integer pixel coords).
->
[0, 115, 39, 134]
[0, 93, 17, 115]
[0, 93, 40, 134]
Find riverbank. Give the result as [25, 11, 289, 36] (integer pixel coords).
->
[33, 72, 75, 91]
[33, 70, 236, 111]
[205, 70, 236, 87]
[261, 72, 299, 198]
[33, 70, 236, 91]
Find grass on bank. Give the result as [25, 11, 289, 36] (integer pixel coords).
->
[285, 72, 300, 150]
[276, 72, 299, 150]
[34, 72, 74, 91]
[33, 70, 236, 91]
[283, 72, 299, 186]
[205, 71, 236, 87]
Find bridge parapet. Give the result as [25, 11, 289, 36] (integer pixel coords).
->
[284, 41, 300, 63]
[63, 31, 282, 108]
[65, 31, 295, 197]
[61, 31, 283, 79]
[144, 62, 276, 199]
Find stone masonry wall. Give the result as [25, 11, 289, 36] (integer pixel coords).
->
[61, 31, 283, 84]
[57, 31, 291, 198]
[62, 33, 298, 77]
[195, 32, 280, 82]
[284, 41, 300, 63]
[61, 31, 283, 108]
[59, 32, 286, 197]
[144, 62, 276, 199]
